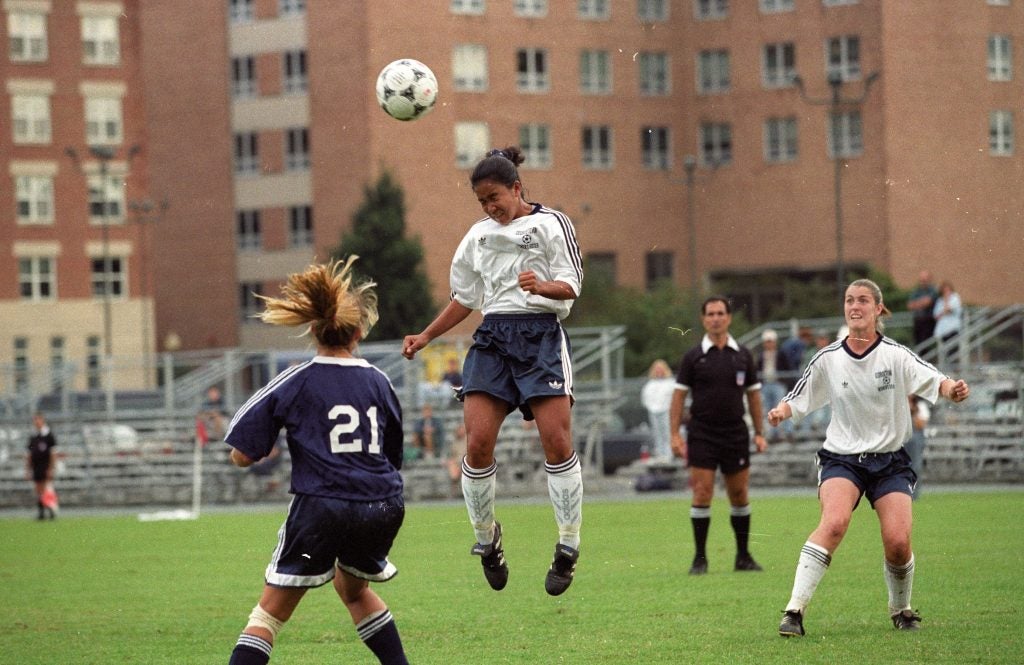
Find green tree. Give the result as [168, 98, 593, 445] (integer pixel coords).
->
[330, 170, 436, 341]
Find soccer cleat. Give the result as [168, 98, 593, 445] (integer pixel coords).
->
[891, 609, 922, 631]
[779, 610, 805, 637]
[689, 556, 708, 576]
[470, 521, 508, 591]
[734, 553, 763, 572]
[544, 543, 580, 596]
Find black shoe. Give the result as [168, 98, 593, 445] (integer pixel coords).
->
[891, 609, 922, 631]
[544, 543, 580, 596]
[735, 553, 763, 572]
[779, 610, 805, 637]
[689, 556, 708, 576]
[470, 522, 508, 590]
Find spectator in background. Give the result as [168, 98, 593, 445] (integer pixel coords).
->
[905, 395, 930, 501]
[441, 357, 464, 390]
[756, 330, 796, 442]
[800, 330, 835, 434]
[781, 326, 813, 373]
[446, 423, 468, 498]
[932, 280, 962, 348]
[906, 270, 939, 347]
[412, 404, 444, 460]
[200, 386, 228, 441]
[640, 359, 677, 460]
[26, 412, 58, 521]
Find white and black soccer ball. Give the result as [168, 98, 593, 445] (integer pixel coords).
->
[375, 59, 438, 121]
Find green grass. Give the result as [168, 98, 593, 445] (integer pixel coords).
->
[1, 491, 1022, 664]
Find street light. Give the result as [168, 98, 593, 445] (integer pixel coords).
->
[683, 154, 699, 294]
[794, 70, 880, 295]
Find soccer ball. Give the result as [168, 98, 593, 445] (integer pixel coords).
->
[375, 59, 438, 121]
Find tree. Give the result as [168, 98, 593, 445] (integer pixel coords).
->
[330, 170, 436, 341]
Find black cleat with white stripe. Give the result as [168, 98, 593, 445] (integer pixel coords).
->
[544, 543, 580, 596]
[470, 521, 508, 591]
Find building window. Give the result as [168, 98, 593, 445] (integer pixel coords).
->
[288, 206, 314, 247]
[987, 0, 1010, 5]
[15, 175, 54, 225]
[822, 0, 858, 5]
[519, 124, 551, 169]
[759, 0, 794, 12]
[517, 48, 549, 92]
[580, 49, 611, 94]
[81, 14, 120, 66]
[638, 0, 668, 22]
[586, 253, 617, 285]
[232, 56, 256, 98]
[990, 110, 1014, 156]
[85, 96, 123, 145]
[582, 125, 613, 169]
[826, 35, 861, 80]
[453, 44, 488, 92]
[639, 52, 669, 95]
[11, 94, 51, 144]
[283, 50, 307, 93]
[239, 282, 264, 321]
[279, 0, 306, 17]
[645, 252, 674, 290]
[286, 127, 310, 170]
[514, 0, 547, 17]
[91, 256, 126, 299]
[50, 336, 65, 394]
[455, 122, 489, 168]
[14, 337, 29, 392]
[764, 117, 798, 163]
[763, 42, 796, 88]
[235, 132, 259, 174]
[88, 175, 124, 221]
[578, 0, 610, 20]
[8, 10, 48, 62]
[230, 0, 255, 24]
[237, 209, 261, 250]
[18, 256, 55, 301]
[828, 111, 863, 158]
[700, 122, 732, 165]
[451, 0, 485, 15]
[697, 50, 730, 94]
[988, 35, 1012, 81]
[641, 126, 671, 170]
[86, 335, 101, 389]
[694, 0, 728, 20]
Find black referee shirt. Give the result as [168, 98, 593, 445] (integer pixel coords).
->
[677, 337, 759, 428]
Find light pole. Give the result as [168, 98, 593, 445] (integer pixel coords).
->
[794, 70, 879, 295]
[128, 198, 169, 388]
[683, 154, 698, 294]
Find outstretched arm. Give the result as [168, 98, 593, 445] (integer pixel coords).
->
[939, 378, 970, 403]
[402, 300, 474, 359]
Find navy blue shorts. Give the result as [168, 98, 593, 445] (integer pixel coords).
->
[460, 313, 573, 421]
[686, 420, 751, 474]
[816, 448, 917, 509]
[264, 493, 404, 588]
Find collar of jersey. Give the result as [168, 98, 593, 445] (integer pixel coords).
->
[841, 334, 883, 359]
[701, 334, 739, 353]
[313, 356, 370, 366]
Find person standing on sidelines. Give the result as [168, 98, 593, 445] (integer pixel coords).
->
[769, 278, 970, 638]
[26, 412, 58, 521]
[225, 258, 409, 665]
[669, 296, 768, 576]
[402, 145, 584, 596]
[641, 359, 677, 460]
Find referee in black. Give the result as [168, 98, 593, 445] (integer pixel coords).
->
[669, 296, 767, 575]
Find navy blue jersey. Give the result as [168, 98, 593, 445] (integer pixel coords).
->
[225, 357, 404, 501]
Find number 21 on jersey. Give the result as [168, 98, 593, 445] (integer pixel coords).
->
[329, 405, 380, 454]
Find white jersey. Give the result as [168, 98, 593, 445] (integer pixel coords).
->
[783, 336, 947, 455]
[450, 204, 583, 320]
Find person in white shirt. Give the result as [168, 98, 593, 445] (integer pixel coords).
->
[768, 278, 970, 638]
[641, 359, 677, 460]
[402, 146, 584, 597]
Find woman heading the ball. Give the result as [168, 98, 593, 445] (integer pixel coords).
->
[402, 146, 584, 596]
[769, 278, 970, 638]
[225, 258, 409, 665]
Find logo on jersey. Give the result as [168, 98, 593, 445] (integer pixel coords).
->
[875, 368, 894, 392]
[519, 234, 539, 250]
[478, 236, 487, 246]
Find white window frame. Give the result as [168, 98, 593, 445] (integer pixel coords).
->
[18, 255, 56, 301]
[236, 209, 261, 251]
[514, 0, 547, 18]
[697, 50, 730, 94]
[764, 117, 798, 163]
[283, 50, 307, 93]
[285, 127, 310, 171]
[455, 122, 490, 168]
[517, 48, 549, 93]
[519, 123, 551, 169]
[826, 35, 861, 81]
[580, 49, 611, 94]
[578, 0, 610, 20]
[988, 35, 1012, 82]
[80, 14, 120, 66]
[638, 0, 668, 22]
[828, 111, 863, 158]
[11, 93, 52, 144]
[288, 205, 314, 247]
[822, 0, 858, 5]
[639, 52, 670, 95]
[85, 96, 124, 145]
[239, 282, 263, 321]
[453, 44, 488, 92]
[8, 10, 48, 62]
[50, 336, 65, 393]
[759, 0, 794, 13]
[88, 173, 125, 223]
[91, 255, 127, 300]
[700, 122, 732, 166]
[230, 0, 254, 24]
[990, 110, 1014, 156]
[641, 126, 671, 170]
[582, 125, 613, 170]
[234, 132, 259, 174]
[763, 42, 796, 88]
[279, 0, 305, 17]
[232, 56, 256, 98]
[451, 0, 485, 15]
[694, 0, 728, 20]
[15, 174, 54, 224]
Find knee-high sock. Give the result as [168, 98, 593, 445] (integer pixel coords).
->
[690, 505, 711, 559]
[730, 504, 752, 556]
[786, 541, 832, 613]
[546, 452, 583, 550]
[356, 609, 408, 665]
[884, 554, 915, 614]
[461, 458, 497, 545]
[228, 634, 272, 665]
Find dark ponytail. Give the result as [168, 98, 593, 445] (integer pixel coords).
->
[471, 145, 525, 188]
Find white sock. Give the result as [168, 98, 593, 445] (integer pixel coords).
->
[786, 541, 832, 613]
[545, 452, 583, 550]
[461, 458, 497, 545]
[885, 553, 915, 614]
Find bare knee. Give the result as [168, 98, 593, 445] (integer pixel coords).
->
[884, 539, 913, 564]
[818, 515, 851, 543]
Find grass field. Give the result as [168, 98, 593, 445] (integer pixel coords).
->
[1, 490, 1022, 664]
